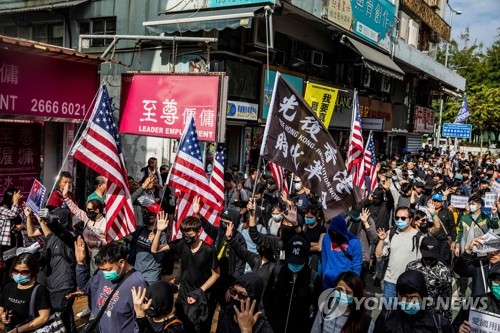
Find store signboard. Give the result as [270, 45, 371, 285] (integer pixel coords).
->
[227, 100, 258, 121]
[304, 82, 340, 127]
[0, 48, 98, 120]
[165, 0, 276, 11]
[262, 69, 304, 119]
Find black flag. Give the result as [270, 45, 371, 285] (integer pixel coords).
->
[260, 73, 357, 221]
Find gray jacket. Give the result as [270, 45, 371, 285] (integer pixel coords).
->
[346, 216, 378, 262]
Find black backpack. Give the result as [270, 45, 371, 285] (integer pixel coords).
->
[388, 228, 424, 254]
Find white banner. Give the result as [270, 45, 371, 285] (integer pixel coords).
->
[450, 195, 468, 209]
[484, 192, 498, 208]
[469, 308, 500, 332]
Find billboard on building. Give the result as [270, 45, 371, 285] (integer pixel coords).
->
[413, 106, 435, 133]
[323, 0, 396, 51]
[119, 74, 222, 142]
[304, 82, 340, 127]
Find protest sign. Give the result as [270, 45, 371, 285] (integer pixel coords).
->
[474, 231, 500, 254]
[26, 180, 46, 213]
[469, 308, 500, 332]
[491, 181, 500, 193]
[450, 195, 468, 209]
[484, 192, 498, 208]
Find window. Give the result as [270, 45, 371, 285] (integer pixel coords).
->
[32, 23, 64, 46]
[79, 17, 116, 47]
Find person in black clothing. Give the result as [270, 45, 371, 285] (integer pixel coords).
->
[0, 253, 51, 333]
[216, 273, 273, 333]
[266, 234, 322, 333]
[428, 193, 456, 265]
[132, 281, 185, 333]
[373, 270, 453, 333]
[151, 213, 220, 333]
[303, 205, 326, 275]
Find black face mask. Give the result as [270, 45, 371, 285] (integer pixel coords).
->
[329, 230, 345, 244]
[418, 222, 429, 233]
[86, 211, 98, 221]
[184, 235, 197, 245]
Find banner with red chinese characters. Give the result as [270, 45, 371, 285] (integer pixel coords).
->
[413, 106, 435, 133]
[119, 74, 221, 142]
[0, 122, 41, 196]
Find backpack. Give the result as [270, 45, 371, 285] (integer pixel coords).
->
[162, 318, 184, 333]
[388, 228, 424, 255]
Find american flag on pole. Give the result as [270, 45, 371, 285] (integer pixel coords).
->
[347, 90, 365, 191]
[454, 94, 470, 124]
[210, 145, 225, 210]
[268, 162, 289, 195]
[168, 117, 220, 242]
[72, 85, 135, 240]
[364, 131, 378, 193]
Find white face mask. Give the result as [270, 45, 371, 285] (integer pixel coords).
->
[469, 204, 478, 213]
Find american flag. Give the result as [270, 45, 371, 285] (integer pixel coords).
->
[268, 162, 289, 195]
[210, 145, 225, 210]
[454, 94, 470, 124]
[168, 117, 220, 242]
[72, 85, 135, 240]
[347, 90, 365, 190]
[364, 131, 378, 193]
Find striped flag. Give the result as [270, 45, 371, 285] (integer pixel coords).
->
[364, 131, 378, 193]
[210, 145, 225, 210]
[454, 94, 469, 124]
[168, 117, 220, 242]
[268, 162, 289, 195]
[72, 85, 135, 240]
[347, 90, 365, 190]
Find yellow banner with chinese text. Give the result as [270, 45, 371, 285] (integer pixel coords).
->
[304, 82, 339, 127]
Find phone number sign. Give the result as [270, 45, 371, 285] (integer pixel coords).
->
[0, 47, 98, 120]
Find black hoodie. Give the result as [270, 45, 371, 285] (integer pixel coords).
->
[216, 273, 273, 333]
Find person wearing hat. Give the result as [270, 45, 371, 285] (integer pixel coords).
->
[406, 236, 452, 320]
[453, 262, 500, 333]
[427, 192, 456, 265]
[454, 235, 500, 297]
[455, 194, 499, 259]
[216, 273, 273, 333]
[373, 270, 453, 333]
[346, 205, 377, 284]
[132, 281, 185, 333]
[266, 234, 322, 333]
[127, 204, 168, 285]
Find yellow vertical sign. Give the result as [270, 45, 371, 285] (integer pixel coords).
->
[304, 82, 339, 127]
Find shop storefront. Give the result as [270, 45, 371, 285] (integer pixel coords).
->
[0, 36, 108, 201]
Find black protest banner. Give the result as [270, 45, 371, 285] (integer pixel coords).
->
[260, 74, 357, 221]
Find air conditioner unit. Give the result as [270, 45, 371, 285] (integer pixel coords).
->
[363, 69, 371, 88]
[309, 50, 323, 67]
[399, 12, 410, 42]
[408, 19, 419, 48]
[381, 76, 392, 93]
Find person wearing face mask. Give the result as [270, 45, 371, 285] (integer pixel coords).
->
[262, 178, 280, 220]
[303, 206, 326, 275]
[0, 253, 51, 333]
[151, 214, 220, 333]
[131, 282, 185, 333]
[267, 204, 284, 236]
[127, 205, 168, 285]
[454, 236, 500, 297]
[322, 215, 362, 289]
[453, 262, 500, 333]
[455, 194, 499, 259]
[311, 271, 374, 333]
[374, 270, 453, 333]
[75, 239, 148, 333]
[427, 193, 456, 265]
[266, 235, 322, 333]
[289, 177, 316, 216]
[216, 273, 273, 333]
[406, 236, 452, 320]
[375, 207, 423, 301]
[346, 206, 377, 285]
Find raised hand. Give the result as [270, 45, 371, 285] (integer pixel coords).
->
[74, 235, 87, 265]
[192, 196, 201, 215]
[131, 286, 151, 318]
[156, 211, 169, 231]
[427, 199, 436, 215]
[13, 190, 23, 205]
[247, 199, 255, 216]
[62, 182, 70, 198]
[360, 208, 370, 223]
[376, 228, 388, 240]
[283, 204, 298, 226]
[225, 221, 234, 240]
[23, 205, 32, 217]
[234, 298, 261, 333]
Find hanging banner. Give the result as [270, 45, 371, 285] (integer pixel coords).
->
[304, 82, 339, 127]
[119, 74, 221, 141]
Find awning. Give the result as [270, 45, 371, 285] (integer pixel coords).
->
[0, 0, 88, 14]
[345, 36, 405, 80]
[143, 6, 266, 34]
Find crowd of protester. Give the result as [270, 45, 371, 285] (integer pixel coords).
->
[0, 147, 500, 333]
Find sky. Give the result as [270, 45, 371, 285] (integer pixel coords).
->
[448, 0, 499, 48]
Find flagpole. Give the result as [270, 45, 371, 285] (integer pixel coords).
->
[46, 81, 104, 202]
[259, 72, 281, 157]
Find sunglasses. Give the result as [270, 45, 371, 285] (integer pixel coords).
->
[229, 287, 249, 301]
[395, 216, 409, 221]
[12, 269, 31, 276]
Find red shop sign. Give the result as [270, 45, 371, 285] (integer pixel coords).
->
[0, 48, 98, 120]
[119, 74, 220, 141]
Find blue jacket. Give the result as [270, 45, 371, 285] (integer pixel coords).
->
[322, 215, 362, 288]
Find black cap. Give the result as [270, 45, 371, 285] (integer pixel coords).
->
[349, 204, 362, 218]
[489, 262, 500, 280]
[420, 236, 439, 259]
[469, 194, 484, 205]
[285, 235, 308, 265]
